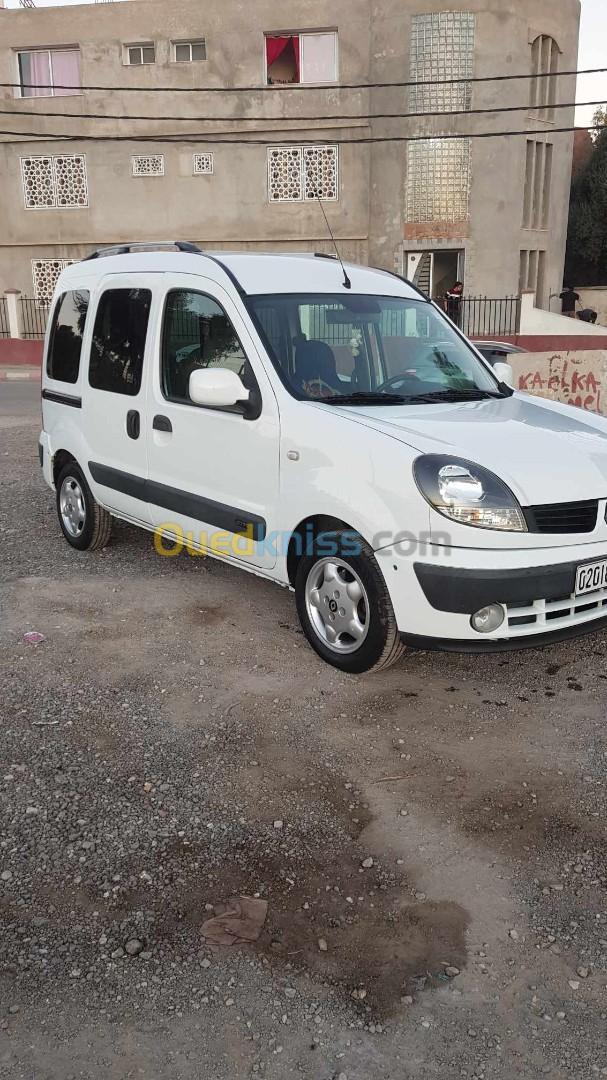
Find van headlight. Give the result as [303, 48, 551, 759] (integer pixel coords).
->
[413, 455, 528, 532]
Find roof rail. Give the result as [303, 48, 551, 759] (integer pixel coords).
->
[82, 241, 202, 262]
[78, 240, 248, 298]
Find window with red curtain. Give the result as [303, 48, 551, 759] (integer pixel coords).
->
[266, 35, 300, 83]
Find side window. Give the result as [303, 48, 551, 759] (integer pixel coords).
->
[46, 289, 89, 384]
[161, 289, 250, 405]
[89, 288, 151, 396]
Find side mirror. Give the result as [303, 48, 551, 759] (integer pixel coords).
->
[189, 367, 250, 410]
[493, 360, 514, 387]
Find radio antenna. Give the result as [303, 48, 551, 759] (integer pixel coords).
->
[314, 191, 351, 290]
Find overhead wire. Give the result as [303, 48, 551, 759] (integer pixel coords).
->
[0, 97, 603, 124]
[1, 123, 605, 146]
[0, 63, 604, 95]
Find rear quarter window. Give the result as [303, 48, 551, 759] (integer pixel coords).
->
[46, 290, 90, 384]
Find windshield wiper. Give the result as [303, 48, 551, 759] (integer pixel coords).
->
[314, 387, 509, 407]
[316, 392, 407, 406]
[400, 388, 507, 404]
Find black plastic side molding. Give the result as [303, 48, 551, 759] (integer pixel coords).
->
[88, 461, 266, 541]
[42, 389, 82, 408]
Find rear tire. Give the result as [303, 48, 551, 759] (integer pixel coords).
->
[56, 461, 112, 552]
[294, 530, 405, 674]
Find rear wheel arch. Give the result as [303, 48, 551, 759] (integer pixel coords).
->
[52, 449, 77, 489]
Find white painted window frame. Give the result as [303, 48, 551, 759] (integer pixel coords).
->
[263, 29, 339, 86]
[123, 42, 156, 66]
[15, 46, 81, 100]
[172, 40, 207, 63]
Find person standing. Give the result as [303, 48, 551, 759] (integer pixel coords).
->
[559, 284, 580, 318]
[445, 281, 464, 326]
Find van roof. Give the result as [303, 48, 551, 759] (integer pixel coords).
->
[56, 249, 425, 301]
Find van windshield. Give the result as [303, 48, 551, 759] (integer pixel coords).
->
[248, 293, 504, 404]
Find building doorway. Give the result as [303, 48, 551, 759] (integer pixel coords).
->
[406, 250, 464, 301]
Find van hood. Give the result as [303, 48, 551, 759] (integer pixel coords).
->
[327, 393, 607, 506]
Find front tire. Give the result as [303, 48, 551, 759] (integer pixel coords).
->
[56, 461, 112, 551]
[294, 531, 405, 674]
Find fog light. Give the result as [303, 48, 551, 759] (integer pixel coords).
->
[471, 604, 505, 634]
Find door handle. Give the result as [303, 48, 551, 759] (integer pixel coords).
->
[153, 415, 173, 433]
[126, 410, 140, 439]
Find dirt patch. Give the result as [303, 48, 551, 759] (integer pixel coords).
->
[256, 877, 468, 1016]
[186, 604, 227, 627]
[150, 838, 469, 1017]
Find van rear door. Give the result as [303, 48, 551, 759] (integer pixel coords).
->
[82, 274, 158, 525]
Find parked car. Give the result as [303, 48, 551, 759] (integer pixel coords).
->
[40, 244, 607, 673]
[472, 340, 526, 367]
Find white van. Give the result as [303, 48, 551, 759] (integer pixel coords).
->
[40, 243, 607, 673]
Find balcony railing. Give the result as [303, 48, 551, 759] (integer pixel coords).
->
[437, 295, 522, 338]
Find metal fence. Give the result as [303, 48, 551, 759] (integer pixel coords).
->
[7, 293, 521, 345]
[452, 296, 521, 338]
[301, 296, 522, 343]
[19, 297, 51, 340]
[0, 297, 9, 339]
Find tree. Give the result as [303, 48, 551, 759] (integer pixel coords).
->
[592, 105, 607, 136]
[564, 111, 607, 287]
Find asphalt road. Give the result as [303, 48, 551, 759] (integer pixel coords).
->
[0, 381, 41, 420]
[1, 382, 607, 1079]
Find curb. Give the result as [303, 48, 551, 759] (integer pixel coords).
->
[0, 368, 41, 382]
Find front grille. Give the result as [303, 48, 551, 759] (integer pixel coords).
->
[505, 588, 607, 635]
[523, 500, 598, 534]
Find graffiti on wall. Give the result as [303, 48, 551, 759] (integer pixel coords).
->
[513, 352, 604, 413]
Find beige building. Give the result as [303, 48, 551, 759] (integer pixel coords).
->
[0, 0, 580, 312]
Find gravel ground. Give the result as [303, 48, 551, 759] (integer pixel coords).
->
[1, 384, 607, 1079]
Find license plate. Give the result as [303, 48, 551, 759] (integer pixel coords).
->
[575, 559, 607, 596]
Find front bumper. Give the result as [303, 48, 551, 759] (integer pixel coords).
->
[375, 538, 607, 648]
[413, 560, 582, 614]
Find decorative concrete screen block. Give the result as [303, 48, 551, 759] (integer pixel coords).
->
[32, 258, 72, 301]
[268, 147, 303, 201]
[405, 138, 471, 223]
[21, 156, 55, 209]
[132, 154, 165, 177]
[193, 152, 214, 175]
[268, 145, 338, 202]
[303, 145, 338, 201]
[21, 155, 87, 209]
[53, 155, 88, 208]
[409, 12, 475, 113]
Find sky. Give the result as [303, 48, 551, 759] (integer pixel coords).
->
[4, 0, 607, 127]
[575, 0, 607, 126]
